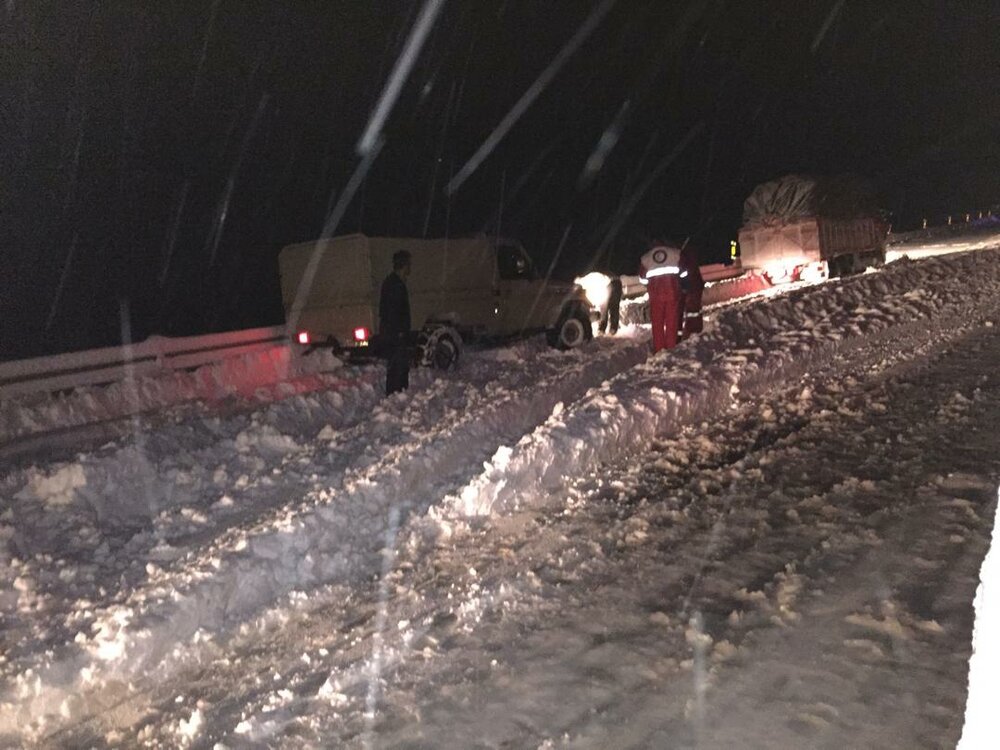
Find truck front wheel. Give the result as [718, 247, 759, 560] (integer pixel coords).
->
[548, 309, 593, 349]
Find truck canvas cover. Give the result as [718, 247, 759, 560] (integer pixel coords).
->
[743, 174, 880, 227]
[279, 235, 504, 345]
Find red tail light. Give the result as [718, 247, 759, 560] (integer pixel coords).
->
[297, 331, 311, 345]
[353, 327, 369, 342]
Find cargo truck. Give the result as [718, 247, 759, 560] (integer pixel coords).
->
[738, 174, 889, 283]
[278, 234, 595, 369]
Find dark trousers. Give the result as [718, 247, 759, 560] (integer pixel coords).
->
[386, 343, 410, 395]
[599, 299, 620, 334]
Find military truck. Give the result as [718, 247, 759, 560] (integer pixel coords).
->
[278, 234, 594, 369]
[738, 174, 889, 283]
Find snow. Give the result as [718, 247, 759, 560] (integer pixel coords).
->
[959, 485, 1000, 749]
[0, 247, 998, 744]
[14, 464, 86, 507]
[0, 344, 345, 447]
[886, 225, 1000, 263]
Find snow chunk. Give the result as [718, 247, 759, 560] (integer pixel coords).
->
[16, 464, 87, 506]
[648, 611, 672, 627]
[176, 708, 203, 746]
[234, 425, 300, 456]
[685, 625, 713, 650]
[844, 612, 911, 640]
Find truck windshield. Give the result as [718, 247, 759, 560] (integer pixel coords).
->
[497, 244, 534, 280]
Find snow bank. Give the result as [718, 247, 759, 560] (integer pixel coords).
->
[959, 484, 1000, 749]
[0, 346, 344, 445]
[886, 226, 1000, 263]
[443, 250, 1000, 518]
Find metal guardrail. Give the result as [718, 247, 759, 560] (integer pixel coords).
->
[0, 326, 288, 399]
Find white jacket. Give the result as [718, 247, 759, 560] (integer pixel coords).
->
[639, 245, 682, 284]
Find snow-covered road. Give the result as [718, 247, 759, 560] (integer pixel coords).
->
[0, 330, 652, 740]
[2, 248, 999, 747]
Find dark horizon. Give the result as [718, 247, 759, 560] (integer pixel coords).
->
[3, 1, 998, 361]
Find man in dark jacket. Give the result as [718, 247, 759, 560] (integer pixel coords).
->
[598, 276, 623, 335]
[379, 250, 412, 395]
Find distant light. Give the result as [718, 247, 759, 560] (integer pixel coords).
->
[353, 327, 369, 342]
[764, 262, 794, 284]
[297, 331, 311, 345]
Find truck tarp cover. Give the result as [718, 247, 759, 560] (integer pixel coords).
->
[743, 174, 880, 226]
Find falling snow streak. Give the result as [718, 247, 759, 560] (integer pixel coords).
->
[204, 177, 234, 269]
[204, 94, 269, 267]
[446, 0, 618, 196]
[357, 0, 447, 156]
[363, 505, 401, 748]
[423, 80, 457, 237]
[118, 299, 155, 515]
[285, 139, 384, 334]
[622, 130, 662, 199]
[483, 135, 562, 235]
[45, 233, 78, 331]
[191, 0, 223, 99]
[521, 223, 573, 330]
[494, 170, 506, 244]
[811, 0, 847, 53]
[595, 121, 706, 258]
[699, 114, 720, 227]
[690, 610, 708, 743]
[159, 181, 190, 287]
[577, 99, 630, 191]
[59, 108, 86, 221]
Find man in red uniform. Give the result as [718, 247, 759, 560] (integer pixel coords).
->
[639, 244, 683, 352]
[678, 244, 705, 339]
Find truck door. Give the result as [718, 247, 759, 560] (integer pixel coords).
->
[494, 242, 543, 335]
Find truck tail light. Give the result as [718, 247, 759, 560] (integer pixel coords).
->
[297, 331, 311, 345]
[353, 327, 369, 342]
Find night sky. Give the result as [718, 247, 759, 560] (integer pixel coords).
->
[3, 1, 998, 361]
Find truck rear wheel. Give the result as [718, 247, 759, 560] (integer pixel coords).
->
[430, 335, 459, 370]
[419, 326, 461, 370]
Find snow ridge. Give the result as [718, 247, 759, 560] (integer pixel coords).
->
[442, 252, 1000, 518]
